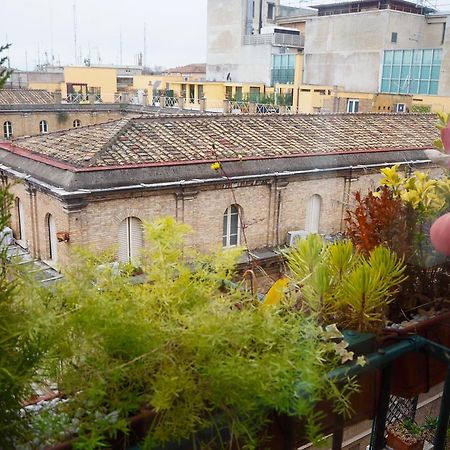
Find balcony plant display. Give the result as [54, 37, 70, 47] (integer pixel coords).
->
[421, 416, 450, 449]
[344, 161, 450, 397]
[284, 234, 407, 334]
[386, 419, 425, 450]
[282, 235, 407, 424]
[13, 217, 358, 450]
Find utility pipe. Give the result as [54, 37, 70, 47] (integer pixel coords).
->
[0, 159, 432, 200]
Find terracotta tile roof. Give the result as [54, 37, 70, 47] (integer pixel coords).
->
[11, 113, 438, 169]
[0, 88, 54, 105]
[164, 63, 206, 74]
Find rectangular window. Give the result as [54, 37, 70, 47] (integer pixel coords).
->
[249, 87, 260, 102]
[267, 2, 275, 20]
[226, 86, 233, 100]
[271, 54, 295, 85]
[380, 49, 442, 95]
[347, 99, 359, 113]
[235, 86, 243, 101]
[391, 32, 398, 43]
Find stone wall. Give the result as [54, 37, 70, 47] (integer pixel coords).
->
[0, 109, 128, 139]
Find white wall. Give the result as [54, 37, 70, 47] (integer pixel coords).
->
[303, 10, 445, 92]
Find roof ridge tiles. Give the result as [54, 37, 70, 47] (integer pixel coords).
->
[85, 118, 136, 167]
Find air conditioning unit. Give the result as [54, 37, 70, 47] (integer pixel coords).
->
[286, 230, 310, 247]
[394, 103, 407, 113]
[0, 227, 14, 248]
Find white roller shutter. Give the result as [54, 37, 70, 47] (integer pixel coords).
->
[306, 195, 322, 234]
[129, 217, 144, 263]
[118, 217, 143, 264]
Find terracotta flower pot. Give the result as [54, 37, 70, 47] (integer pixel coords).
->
[386, 430, 424, 450]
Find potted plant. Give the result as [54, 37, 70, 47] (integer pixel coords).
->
[282, 234, 407, 426]
[386, 419, 425, 450]
[345, 164, 450, 398]
[12, 217, 358, 449]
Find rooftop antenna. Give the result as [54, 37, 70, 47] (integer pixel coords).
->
[37, 41, 41, 69]
[120, 29, 123, 65]
[73, 2, 78, 64]
[143, 22, 147, 68]
[49, 0, 55, 65]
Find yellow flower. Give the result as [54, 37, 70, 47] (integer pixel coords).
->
[402, 190, 423, 209]
[210, 162, 221, 171]
[380, 164, 403, 192]
[325, 323, 343, 339]
[356, 356, 367, 367]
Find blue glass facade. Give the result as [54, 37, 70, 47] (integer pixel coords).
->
[380, 49, 442, 95]
[271, 54, 295, 85]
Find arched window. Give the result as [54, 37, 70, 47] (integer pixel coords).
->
[46, 213, 58, 261]
[73, 119, 81, 128]
[305, 194, 322, 233]
[118, 217, 144, 264]
[15, 197, 26, 244]
[39, 120, 49, 134]
[223, 204, 241, 248]
[3, 121, 12, 138]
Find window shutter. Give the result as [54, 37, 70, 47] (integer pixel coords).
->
[118, 219, 129, 263]
[118, 217, 143, 264]
[129, 217, 143, 263]
[306, 195, 322, 233]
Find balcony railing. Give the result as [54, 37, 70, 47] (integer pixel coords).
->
[243, 32, 304, 48]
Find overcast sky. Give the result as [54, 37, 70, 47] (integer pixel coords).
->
[3, 0, 448, 71]
[3, 0, 209, 70]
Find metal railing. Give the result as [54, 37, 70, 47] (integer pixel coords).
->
[228, 101, 298, 115]
[329, 335, 450, 450]
[243, 33, 304, 48]
[63, 93, 88, 104]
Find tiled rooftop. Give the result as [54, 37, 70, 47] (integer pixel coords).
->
[165, 63, 206, 74]
[11, 113, 438, 169]
[0, 88, 54, 105]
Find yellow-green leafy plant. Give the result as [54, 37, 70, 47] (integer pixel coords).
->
[0, 184, 56, 448]
[24, 218, 357, 450]
[379, 164, 450, 217]
[285, 234, 407, 333]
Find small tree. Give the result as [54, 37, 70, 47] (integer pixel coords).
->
[0, 43, 12, 88]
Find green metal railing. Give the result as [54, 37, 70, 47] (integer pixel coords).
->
[330, 335, 450, 450]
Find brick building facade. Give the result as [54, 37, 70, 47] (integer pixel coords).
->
[0, 113, 438, 269]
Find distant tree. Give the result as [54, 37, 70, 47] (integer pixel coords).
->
[0, 44, 12, 88]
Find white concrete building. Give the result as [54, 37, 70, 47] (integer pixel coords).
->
[298, 0, 450, 96]
[206, 0, 309, 85]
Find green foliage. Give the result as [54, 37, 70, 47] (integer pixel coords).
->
[285, 235, 407, 332]
[0, 184, 55, 447]
[0, 44, 12, 88]
[29, 217, 356, 449]
[346, 166, 450, 316]
[411, 104, 431, 113]
[345, 187, 410, 257]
